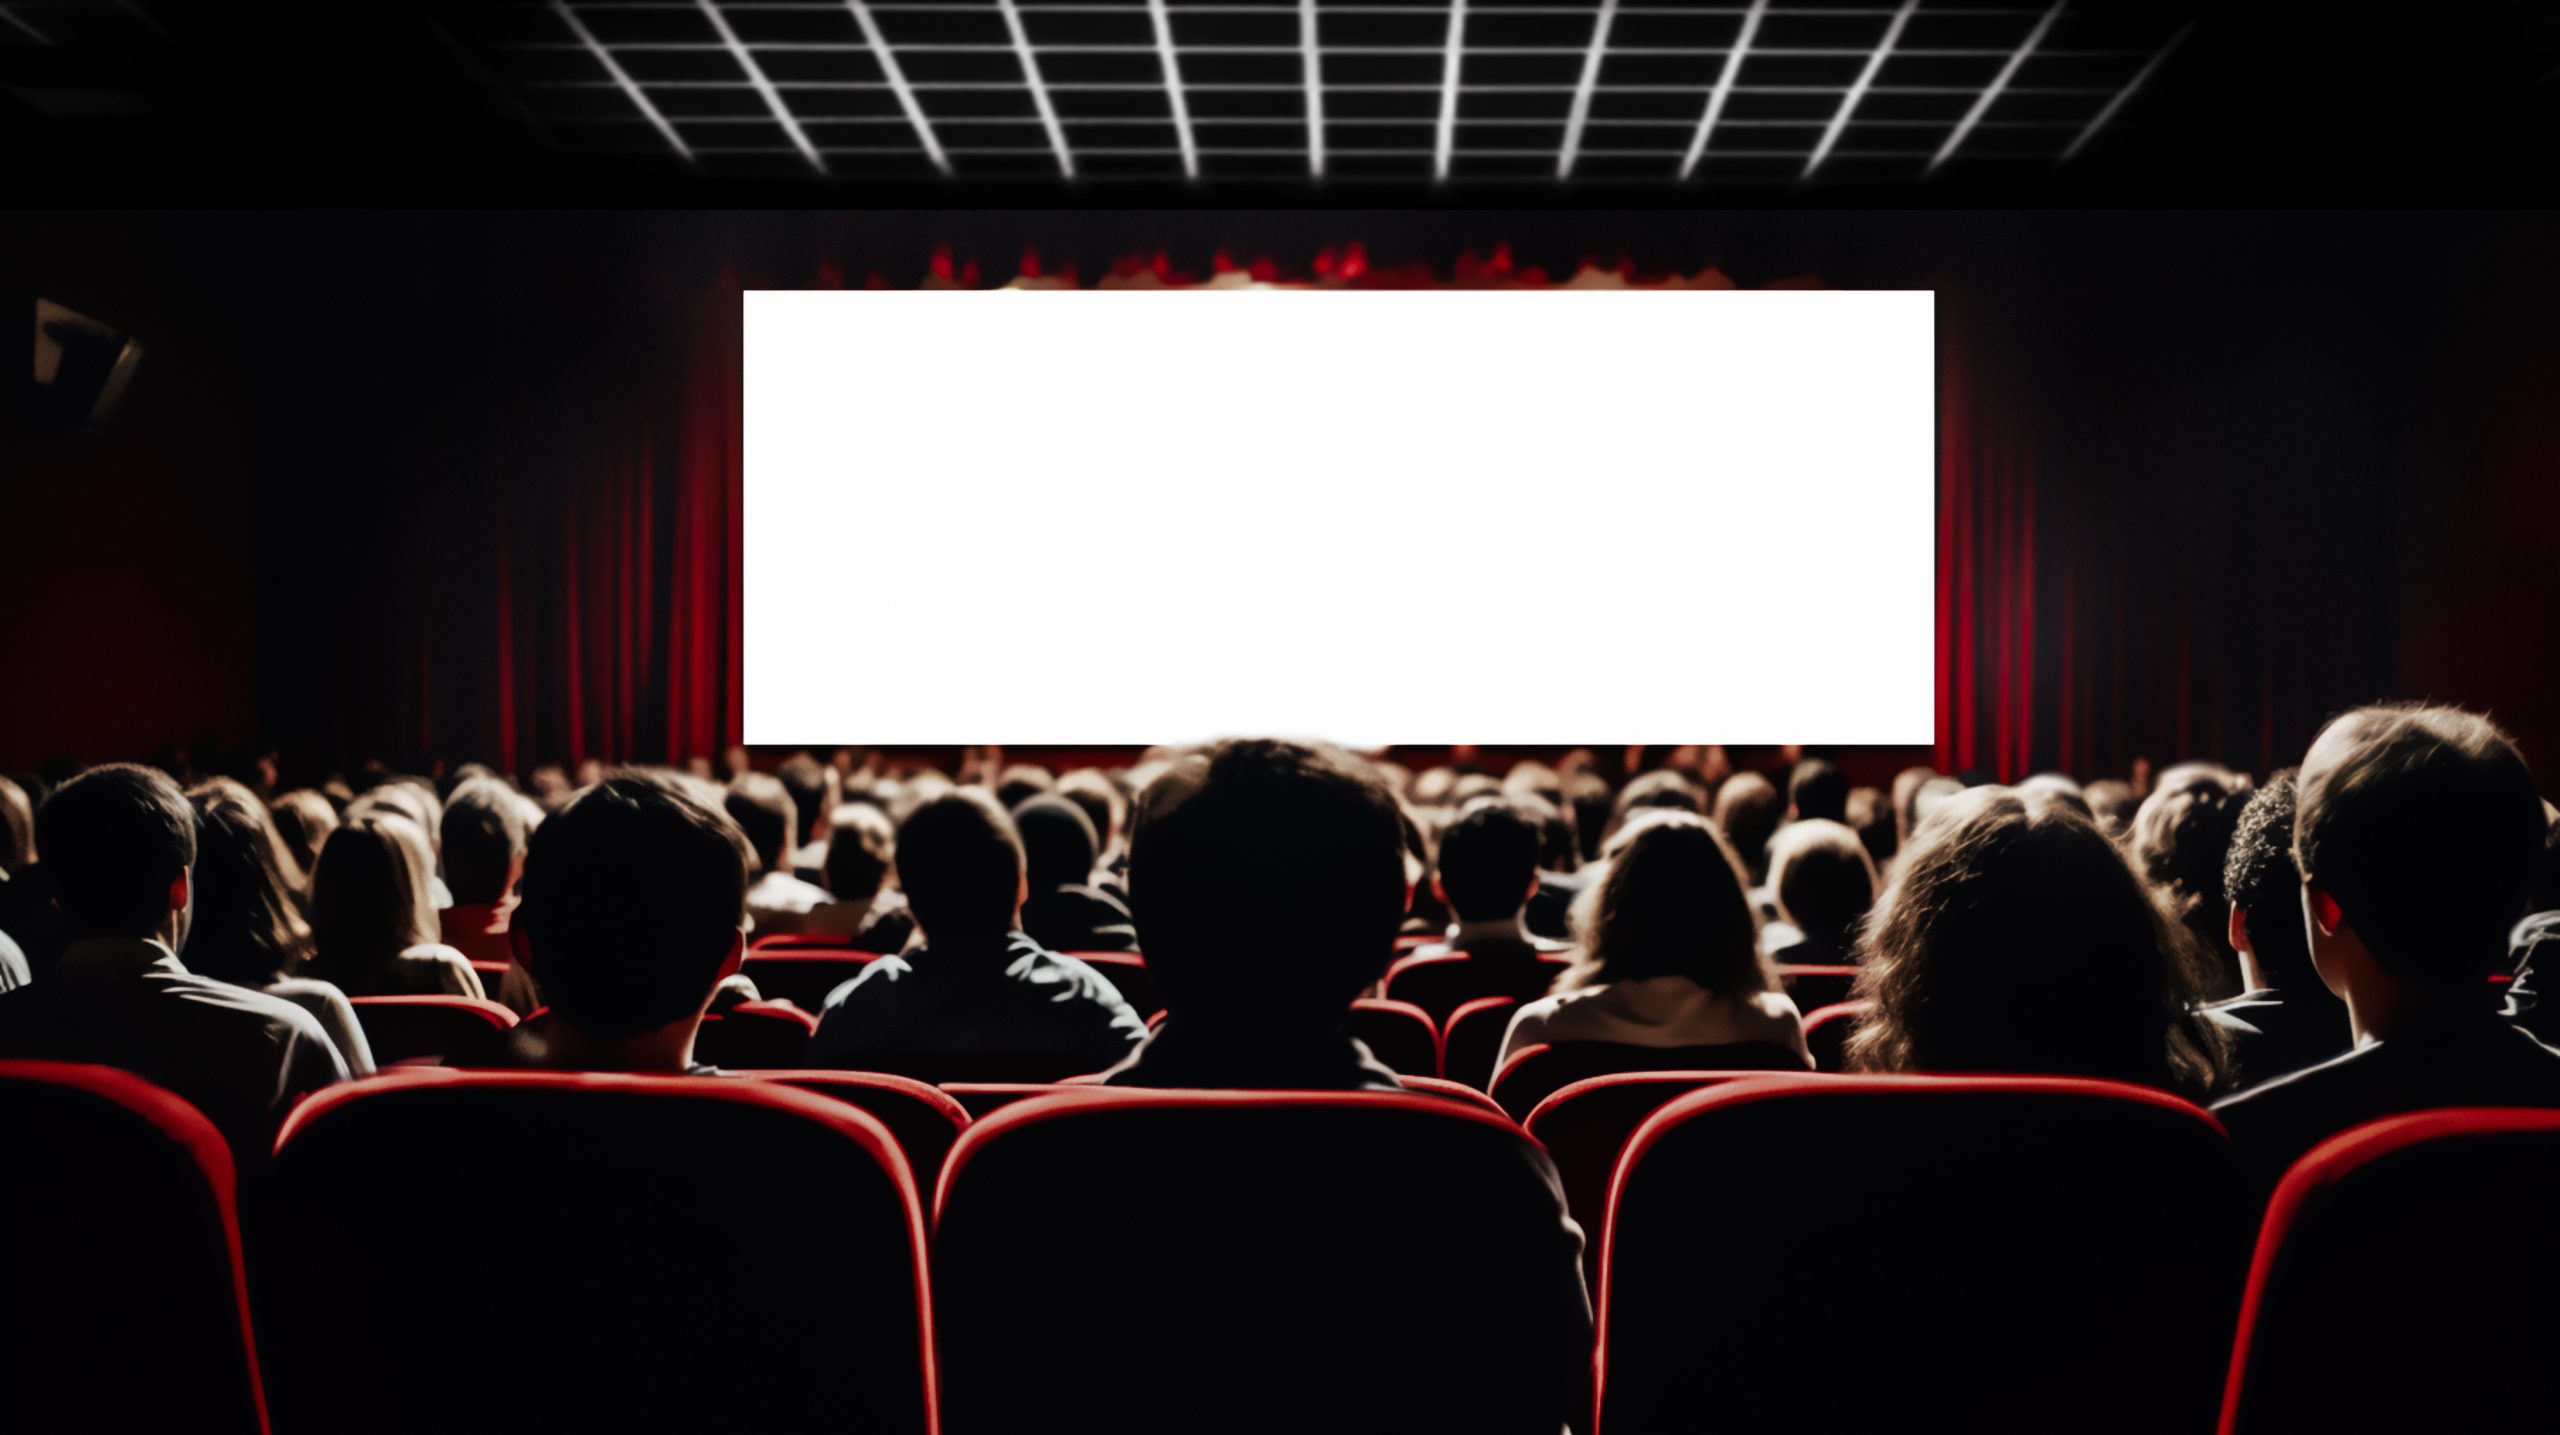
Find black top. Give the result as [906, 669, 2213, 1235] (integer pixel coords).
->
[1018, 882, 1139, 955]
[809, 931, 1145, 1076]
[2213, 1004, 2560, 1210]
[2202, 988, 2354, 1090]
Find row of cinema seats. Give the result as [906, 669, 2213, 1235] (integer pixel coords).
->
[9, 1058, 2556, 1434]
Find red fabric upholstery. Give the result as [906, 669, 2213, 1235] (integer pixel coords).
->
[1060, 951, 1158, 1017]
[1348, 997, 1441, 1079]
[753, 1070, 971, 1199]
[466, 959, 511, 983]
[262, 1070, 933, 1435]
[0, 1061, 269, 1435]
[1440, 996, 1520, 1089]
[347, 995, 518, 1065]
[2218, 1107, 2560, 1434]
[691, 999, 816, 1069]
[1489, 1039, 1811, 1121]
[1597, 1074, 2238, 1435]
[738, 949, 876, 1012]
[940, 1082, 1071, 1119]
[932, 1089, 1586, 1434]
[1397, 1074, 1509, 1119]
[1774, 962, 1861, 1013]
[748, 931, 863, 950]
[1381, 950, 1572, 1023]
[1799, 998, 1872, 1073]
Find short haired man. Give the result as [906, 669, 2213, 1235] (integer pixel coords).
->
[2213, 706, 2560, 1206]
[0, 764, 347, 1152]
[1386, 798, 1571, 1020]
[1763, 818, 1879, 965]
[1786, 758, 1850, 826]
[809, 790, 1142, 1079]
[2200, 772, 2348, 1085]
[504, 774, 752, 1072]
[726, 772, 834, 937]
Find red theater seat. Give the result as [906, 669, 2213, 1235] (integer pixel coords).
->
[260, 1070, 932, 1435]
[2219, 1108, 2560, 1434]
[940, 1082, 1069, 1118]
[1398, 1074, 1509, 1118]
[348, 994, 517, 1064]
[1441, 996, 1520, 1088]
[1775, 962, 1861, 1012]
[754, 1070, 971, 1197]
[1800, 998, 1872, 1072]
[1488, 1038, 1810, 1120]
[1348, 997, 1440, 1078]
[738, 949, 876, 1012]
[1381, 949, 1572, 1023]
[1061, 950, 1158, 1017]
[749, 931, 861, 949]
[1523, 1071, 1808, 1280]
[691, 999, 816, 1069]
[467, 958, 511, 984]
[932, 1089, 1588, 1434]
[0, 1061, 269, 1435]
[1598, 1075, 2239, 1435]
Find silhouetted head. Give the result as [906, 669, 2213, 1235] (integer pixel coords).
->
[1844, 785, 1896, 870]
[2222, 770, 2317, 993]
[2131, 762, 2253, 987]
[898, 789, 1027, 941]
[2084, 779, 2139, 841]
[1129, 738, 1408, 1029]
[309, 814, 440, 985]
[1434, 798, 1544, 923]
[1056, 768, 1126, 855]
[514, 774, 750, 1042]
[821, 803, 896, 904]
[1890, 766, 1938, 844]
[993, 763, 1056, 814]
[441, 778, 527, 906]
[1560, 811, 1769, 998]
[269, 790, 339, 874]
[1848, 786, 2227, 1098]
[1711, 771, 1783, 886]
[37, 764, 194, 942]
[775, 754, 831, 849]
[0, 773, 34, 876]
[1012, 793, 1100, 890]
[181, 784, 312, 987]
[1787, 759, 1849, 825]
[724, 772, 798, 875]
[1768, 818, 1880, 941]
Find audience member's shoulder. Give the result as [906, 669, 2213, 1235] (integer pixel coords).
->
[829, 952, 915, 1002]
[2209, 1040, 2372, 1121]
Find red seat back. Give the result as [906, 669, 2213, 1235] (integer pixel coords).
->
[1347, 997, 1440, 1078]
[1599, 1074, 2238, 1435]
[1381, 950, 1570, 1023]
[941, 1081, 1073, 1118]
[261, 1071, 932, 1435]
[691, 999, 815, 1069]
[2219, 1108, 2560, 1434]
[933, 1089, 1586, 1434]
[1397, 1074, 1509, 1119]
[738, 949, 876, 1012]
[348, 994, 517, 1065]
[1440, 996, 1520, 1088]
[1489, 1038, 1809, 1120]
[0, 1061, 268, 1435]
[1774, 962, 1861, 1012]
[753, 1070, 971, 1197]
[1800, 997, 1872, 1072]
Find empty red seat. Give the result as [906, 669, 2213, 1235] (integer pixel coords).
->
[754, 1070, 971, 1197]
[738, 948, 876, 1012]
[1489, 1038, 1810, 1120]
[1380, 949, 1571, 1023]
[690, 999, 815, 1069]
[0, 1061, 268, 1435]
[1775, 962, 1861, 1012]
[1522, 1071, 1813, 1281]
[1598, 1074, 2239, 1435]
[1800, 997, 1871, 1072]
[2219, 1108, 2560, 1434]
[348, 994, 517, 1064]
[1348, 997, 1440, 1078]
[1061, 950, 1159, 1017]
[260, 1070, 932, 1434]
[933, 1089, 1588, 1434]
[1441, 995, 1521, 1088]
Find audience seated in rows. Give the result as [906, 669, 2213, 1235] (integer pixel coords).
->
[180, 781, 375, 1074]
[309, 813, 484, 999]
[2212, 704, 2560, 1205]
[2132, 761, 2255, 999]
[1011, 793, 1138, 953]
[1846, 784, 2230, 1100]
[1412, 797, 1572, 972]
[2202, 770, 2349, 1084]
[811, 789, 1143, 1076]
[728, 771, 833, 937]
[1502, 810, 1812, 1067]
[795, 802, 914, 951]
[0, 764, 346, 1151]
[437, 777, 537, 1012]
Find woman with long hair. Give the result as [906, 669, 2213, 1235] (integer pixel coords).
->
[184, 785, 375, 1073]
[308, 813, 485, 999]
[1845, 785, 2230, 1098]
[1499, 810, 1810, 1066]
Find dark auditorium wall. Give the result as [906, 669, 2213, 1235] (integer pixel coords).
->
[6, 210, 2557, 782]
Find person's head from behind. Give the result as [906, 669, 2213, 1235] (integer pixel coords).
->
[1890, 766, 1938, 845]
[1128, 738, 1407, 1032]
[1012, 793, 1099, 891]
[181, 785, 312, 987]
[2294, 705, 2545, 1012]
[2084, 779, 2139, 842]
[723, 772, 797, 876]
[821, 803, 896, 904]
[1844, 786, 1896, 870]
[1847, 787, 2225, 1096]
[994, 763, 1056, 814]
[2222, 770, 2318, 995]
[1560, 811, 1769, 999]
[1055, 768, 1126, 856]
[1711, 771, 1783, 886]
[269, 790, 339, 874]
[2131, 762, 2252, 960]
[1768, 819, 1879, 943]
[775, 754, 831, 850]
[440, 779, 527, 907]
[898, 789, 1027, 943]
[1434, 798, 1544, 926]
[0, 773, 36, 877]
[1787, 759, 1849, 825]
[2015, 773, 2095, 822]
[309, 814, 438, 982]
[37, 764, 195, 944]
[346, 780, 441, 859]
[513, 775, 751, 1055]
